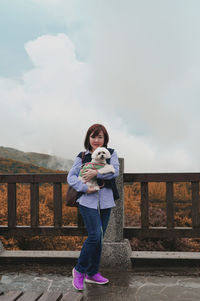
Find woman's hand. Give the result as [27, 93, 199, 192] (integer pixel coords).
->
[82, 169, 98, 182]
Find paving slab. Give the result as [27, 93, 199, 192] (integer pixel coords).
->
[1, 264, 200, 300]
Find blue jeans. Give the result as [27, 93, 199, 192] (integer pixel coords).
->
[75, 204, 111, 276]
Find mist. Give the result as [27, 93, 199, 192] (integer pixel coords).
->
[1, 0, 200, 172]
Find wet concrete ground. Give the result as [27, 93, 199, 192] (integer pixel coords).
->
[1, 264, 200, 300]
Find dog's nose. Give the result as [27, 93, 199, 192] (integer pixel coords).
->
[101, 155, 104, 159]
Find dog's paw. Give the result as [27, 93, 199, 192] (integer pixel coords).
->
[98, 164, 115, 174]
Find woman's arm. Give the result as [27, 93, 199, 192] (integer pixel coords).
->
[97, 150, 119, 180]
[67, 156, 88, 193]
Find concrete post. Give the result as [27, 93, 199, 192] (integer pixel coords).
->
[0, 240, 4, 253]
[101, 158, 132, 269]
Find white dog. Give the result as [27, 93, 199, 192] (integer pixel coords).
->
[79, 147, 115, 190]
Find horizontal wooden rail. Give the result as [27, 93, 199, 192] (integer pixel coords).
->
[124, 172, 200, 183]
[0, 173, 67, 183]
[124, 227, 200, 239]
[0, 226, 87, 237]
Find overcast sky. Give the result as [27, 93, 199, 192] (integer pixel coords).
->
[1, 0, 200, 172]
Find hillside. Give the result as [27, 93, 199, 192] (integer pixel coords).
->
[0, 146, 73, 171]
[0, 157, 64, 173]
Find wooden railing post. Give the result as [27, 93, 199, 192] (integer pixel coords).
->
[141, 182, 149, 229]
[166, 182, 174, 229]
[53, 183, 62, 227]
[31, 183, 39, 227]
[8, 183, 16, 228]
[192, 181, 200, 228]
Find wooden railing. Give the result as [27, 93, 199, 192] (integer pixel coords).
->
[123, 173, 200, 239]
[1, 172, 200, 243]
[0, 174, 87, 237]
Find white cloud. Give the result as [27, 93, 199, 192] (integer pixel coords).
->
[1, 1, 200, 172]
[85, 1, 200, 171]
[88, 2, 191, 143]
[0, 34, 89, 157]
[1, 32, 191, 172]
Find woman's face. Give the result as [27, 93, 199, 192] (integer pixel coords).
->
[89, 130, 105, 152]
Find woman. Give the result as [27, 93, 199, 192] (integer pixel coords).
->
[67, 124, 119, 291]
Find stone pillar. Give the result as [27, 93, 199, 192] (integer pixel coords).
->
[0, 240, 4, 253]
[101, 158, 132, 269]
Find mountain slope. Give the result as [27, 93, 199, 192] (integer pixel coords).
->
[0, 157, 64, 173]
[0, 146, 73, 171]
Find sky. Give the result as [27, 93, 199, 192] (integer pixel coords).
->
[0, 0, 200, 172]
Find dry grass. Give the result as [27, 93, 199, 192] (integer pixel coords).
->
[0, 182, 199, 251]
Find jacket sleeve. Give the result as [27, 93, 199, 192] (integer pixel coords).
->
[67, 156, 88, 193]
[97, 150, 119, 180]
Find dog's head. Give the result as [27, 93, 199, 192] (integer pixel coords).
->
[91, 147, 111, 163]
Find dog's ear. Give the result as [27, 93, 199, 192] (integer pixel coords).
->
[105, 150, 111, 159]
[91, 151, 96, 159]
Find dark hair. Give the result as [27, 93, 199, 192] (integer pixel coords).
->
[84, 124, 109, 151]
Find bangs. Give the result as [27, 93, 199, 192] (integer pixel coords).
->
[90, 128, 102, 138]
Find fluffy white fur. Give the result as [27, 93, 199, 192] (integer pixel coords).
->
[91, 147, 115, 173]
[79, 147, 115, 190]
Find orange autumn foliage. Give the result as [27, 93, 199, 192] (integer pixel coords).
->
[0, 181, 199, 251]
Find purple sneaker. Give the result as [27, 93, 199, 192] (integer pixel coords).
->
[72, 268, 85, 290]
[85, 272, 109, 284]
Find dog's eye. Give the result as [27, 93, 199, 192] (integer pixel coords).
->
[98, 152, 101, 155]
[102, 152, 105, 154]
